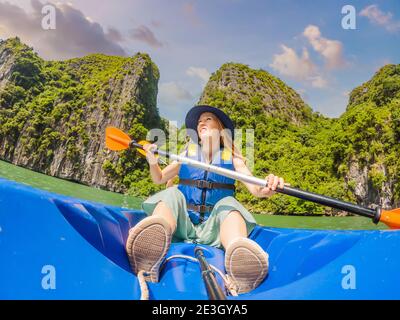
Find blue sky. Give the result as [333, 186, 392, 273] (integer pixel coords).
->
[1, 0, 399, 125]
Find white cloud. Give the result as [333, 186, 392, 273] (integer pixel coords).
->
[186, 67, 210, 84]
[303, 25, 344, 69]
[270, 45, 315, 79]
[310, 76, 328, 88]
[106, 27, 124, 43]
[360, 4, 400, 32]
[269, 45, 327, 88]
[0, 0, 126, 59]
[158, 82, 193, 106]
[129, 25, 163, 48]
[270, 25, 347, 88]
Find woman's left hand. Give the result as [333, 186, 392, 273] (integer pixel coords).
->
[258, 174, 285, 198]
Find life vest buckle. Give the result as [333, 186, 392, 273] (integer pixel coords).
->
[198, 204, 212, 213]
[196, 180, 213, 189]
[187, 204, 214, 213]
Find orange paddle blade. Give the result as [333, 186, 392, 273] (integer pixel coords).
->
[380, 208, 400, 229]
[105, 127, 131, 151]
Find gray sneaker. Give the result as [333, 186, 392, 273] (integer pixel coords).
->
[225, 237, 269, 294]
[126, 215, 172, 283]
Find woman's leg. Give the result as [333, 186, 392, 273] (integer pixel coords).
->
[126, 213, 172, 282]
[219, 210, 269, 295]
[149, 201, 177, 233]
[126, 187, 187, 282]
[126, 202, 176, 283]
[220, 210, 247, 249]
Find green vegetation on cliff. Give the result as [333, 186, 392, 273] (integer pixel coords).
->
[333, 65, 400, 207]
[0, 37, 163, 196]
[1, 38, 398, 215]
[199, 63, 400, 214]
[199, 63, 346, 214]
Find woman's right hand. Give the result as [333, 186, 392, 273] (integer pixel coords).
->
[143, 143, 159, 165]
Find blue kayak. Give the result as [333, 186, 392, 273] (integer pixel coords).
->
[0, 177, 399, 300]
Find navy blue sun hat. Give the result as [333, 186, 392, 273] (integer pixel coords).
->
[185, 105, 235, 141]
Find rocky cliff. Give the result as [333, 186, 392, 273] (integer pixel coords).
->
[199, 63, 344, 214]
[0, 37, 161, 192]
[334, 64, 400, 209]
[200, 63, 313, 126]
[199, 63, 400, 214]
[1, 38, 398, 214]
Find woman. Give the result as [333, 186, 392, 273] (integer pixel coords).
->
[126, 105, 284, 294]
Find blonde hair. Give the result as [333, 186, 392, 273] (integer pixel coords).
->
[214, 117, 245, 161]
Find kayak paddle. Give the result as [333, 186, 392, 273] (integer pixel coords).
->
[105, 126, 400, 229]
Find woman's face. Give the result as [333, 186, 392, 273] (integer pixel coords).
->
[197, 112, 221, 143]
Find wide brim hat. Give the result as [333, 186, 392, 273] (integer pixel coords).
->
[185, 105, 235, 141]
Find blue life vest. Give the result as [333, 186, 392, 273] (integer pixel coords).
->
[178, 144, 235, 225]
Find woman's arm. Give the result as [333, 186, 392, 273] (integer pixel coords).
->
[233, 157, 284, 198]
[143, 144, 181, 185]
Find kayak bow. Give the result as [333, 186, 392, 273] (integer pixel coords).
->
[1, 177, 399, 299]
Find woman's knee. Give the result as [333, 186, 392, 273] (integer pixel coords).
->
[152, 201, 177, 232]
[153, 200, 169, 211]
[220, 210, 246, 233]
[219, 210, 247, 249]
[229, 210, 243, 218]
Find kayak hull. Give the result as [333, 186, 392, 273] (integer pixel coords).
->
[0, 177, 399, 300]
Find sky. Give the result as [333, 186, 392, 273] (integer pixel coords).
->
[0, 0, 399, 125]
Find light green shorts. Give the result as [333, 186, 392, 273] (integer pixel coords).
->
[142, 186, 257, 248]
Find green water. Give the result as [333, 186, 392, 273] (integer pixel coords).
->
[253, 214, 386, 230]
[0, 160, 142, 209]
[0, 160, 386, 230]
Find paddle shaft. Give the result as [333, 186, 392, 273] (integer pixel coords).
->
[195, 247, 226, 300]
[131, 141, 380, 222]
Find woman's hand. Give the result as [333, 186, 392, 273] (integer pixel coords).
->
[143, 143, 158, 165]
[232, 157, 288, 198]
[258, 174, 285, 198]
